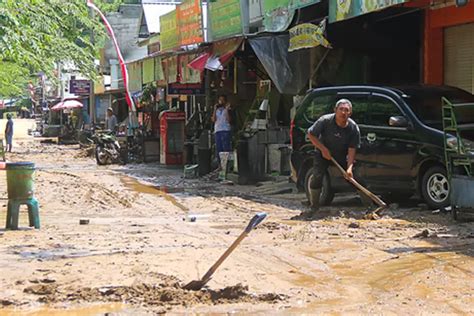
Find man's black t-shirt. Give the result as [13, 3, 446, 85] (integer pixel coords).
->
[307, 113, 360, 162]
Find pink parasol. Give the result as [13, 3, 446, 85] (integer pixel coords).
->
[51, 100, 83, 111]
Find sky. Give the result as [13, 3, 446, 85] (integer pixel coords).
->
[142, 3, 177, 33]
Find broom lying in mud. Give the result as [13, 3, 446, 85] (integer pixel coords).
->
[330, 158, 388, 220]
[184, 212, 267, 291]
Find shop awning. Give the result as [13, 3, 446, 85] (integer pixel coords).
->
[188, 37, 243, 72]
[250, 34, 313, 95]
[188, 52, 211, 71]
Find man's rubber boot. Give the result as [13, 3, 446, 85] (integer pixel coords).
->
[310, 189, 321, 211]
[301, 200, 310, 207]
[292, 189, 320, 220]
[301, 189, 320, 220]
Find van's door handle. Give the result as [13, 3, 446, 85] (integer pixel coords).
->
[367, 133, 377, 142]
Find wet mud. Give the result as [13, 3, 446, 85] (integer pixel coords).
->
[22, 278, 284, 308]
[1, 137, 473, 314]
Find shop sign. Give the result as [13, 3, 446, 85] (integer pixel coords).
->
[209, 0, 242, 41]
[142, 58, 155, 84]
[69, 79, 91, 95]
[329, 0, 407, 23]
[160, 10, 179, 51]
[177, 0, 204, 46]
[288, 21, 331, 52]
[167, 82, 205, 95]
[94, 76, 105, 94]
[264, 0, 320, 32]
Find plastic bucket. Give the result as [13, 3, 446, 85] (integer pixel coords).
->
[6, 162, 36, 200]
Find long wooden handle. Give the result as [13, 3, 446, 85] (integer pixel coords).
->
[331, 158, 386, 207]
[200, 231, 248, 284]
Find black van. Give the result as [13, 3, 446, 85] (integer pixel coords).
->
[290, 85, 474, 209]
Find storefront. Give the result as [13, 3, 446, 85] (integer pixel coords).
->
[324, 0, 424, 86]
[124, 55, 168, 162]
[424, 1, 474, 93]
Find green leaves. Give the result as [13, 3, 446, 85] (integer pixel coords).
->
[0, 61, 29, 97]
[0, 0, 124, 97]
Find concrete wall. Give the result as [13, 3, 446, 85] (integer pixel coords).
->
[103, 4, 147, 73]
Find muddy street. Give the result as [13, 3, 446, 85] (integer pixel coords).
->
[0, 138, 473, 315]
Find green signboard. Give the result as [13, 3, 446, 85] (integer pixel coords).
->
[264, 0, 320, 13]
[209, 0, 242, 41]
[329, 0, 407, 23]
[142, 58, 155, 84]
[155, 57, 164, 82]
[160, 10, 179, 51]
[128, 61, 142, 93]
[263, 0, 320, 32]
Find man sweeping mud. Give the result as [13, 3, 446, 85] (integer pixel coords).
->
[301, 99, 361, 218]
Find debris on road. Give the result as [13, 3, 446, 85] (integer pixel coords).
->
[24, 284, 57, 295]
[31, 281, 284, 308]
[413, 229, 430, 238]
[363, 212, 380, 220]
[348, 222, 360, 229]
[0, 299, 15, 306]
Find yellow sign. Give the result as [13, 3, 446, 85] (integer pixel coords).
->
[94, 75, 105, 94]
[288, 21, 331, 52]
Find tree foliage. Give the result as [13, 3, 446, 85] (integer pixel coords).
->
[0, 61, 29, 97]
[0, 0, 125, 97]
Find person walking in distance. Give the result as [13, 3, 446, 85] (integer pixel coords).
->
[303, 99, 361, 218]
[212, 95, 232, 167]
[105, 107, 117, 132]
[5, 114, 13, 152]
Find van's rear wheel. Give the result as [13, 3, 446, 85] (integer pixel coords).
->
[304, 168, 334, 206]
[421, 166, 450, 209]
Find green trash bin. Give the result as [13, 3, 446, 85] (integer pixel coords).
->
[6, 162, 36, 200]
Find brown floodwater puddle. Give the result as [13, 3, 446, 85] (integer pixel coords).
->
[283, 240, 474, 314]
[0, 303, 125, 316]
[121, 176, 188, 212]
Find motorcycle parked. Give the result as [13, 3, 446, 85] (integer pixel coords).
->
[89, 130, 124, 165]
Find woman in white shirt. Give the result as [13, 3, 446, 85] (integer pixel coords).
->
[212, 95, 232, 163]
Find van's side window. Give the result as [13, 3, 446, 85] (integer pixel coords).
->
[339, 94, 370, 125]
[368, 96, 403, 126]
[304, 95, 335, 122]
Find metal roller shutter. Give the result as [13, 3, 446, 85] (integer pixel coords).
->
[444, 23, 474, 93]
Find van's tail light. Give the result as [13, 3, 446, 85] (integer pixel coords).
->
[290, 119, 295, 147]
